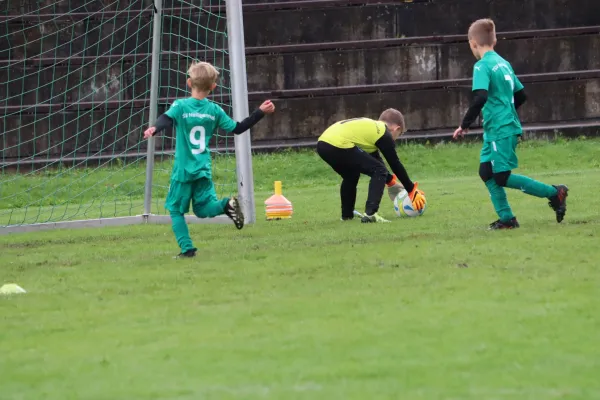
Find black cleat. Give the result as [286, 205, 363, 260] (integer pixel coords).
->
[489, 217, 520, 230]
[548, 185, 568, 223]
[176, 248, 197, 258]
[225, 196, 244, 230]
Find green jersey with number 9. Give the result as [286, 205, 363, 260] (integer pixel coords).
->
[472, 51, 524, 143]
[165, 97, 236, 182]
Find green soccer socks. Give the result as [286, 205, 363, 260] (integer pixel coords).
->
[170, 211, 196, 253]
[192, 197, 228, 219]
[506, 174, 558, 198]
[485, 179, 515, 222]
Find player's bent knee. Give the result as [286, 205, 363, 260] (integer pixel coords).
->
[373, 165, 388, 179]
[192, 207, 210, 219]
[479, 162, 493, 183]
[493, 171, 511, 187]
[342, 175, 360, 186]
[193, 200, 224, 219]
[169, 210, 183, 218]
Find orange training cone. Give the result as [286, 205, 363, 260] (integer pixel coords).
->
[265, 181, 293, 220]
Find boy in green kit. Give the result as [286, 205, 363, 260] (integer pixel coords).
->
[453, 19, 568, 229]
[144, 61, 275, 257]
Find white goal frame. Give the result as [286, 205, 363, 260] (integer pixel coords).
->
[0, 0, 255, 235]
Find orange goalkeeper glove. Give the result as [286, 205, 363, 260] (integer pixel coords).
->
[408, 181, 426, 210]
[386, 175, 404, 201]
[386, 174, 398, 187]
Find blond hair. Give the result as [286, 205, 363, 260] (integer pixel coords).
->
[187, 61, 219, 91]
[468, 18, 496, 46]
[379, 108, 406, 133]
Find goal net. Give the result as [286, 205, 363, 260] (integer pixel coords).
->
[0, 0, 243, 233]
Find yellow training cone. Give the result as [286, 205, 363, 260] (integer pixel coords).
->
[265, 181, 293, 220]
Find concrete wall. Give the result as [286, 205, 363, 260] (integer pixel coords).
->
[4, 78, 598, 158]
[2, 108, 153, 159]
[246, 35, 600, 91]
[0, 59, 233, 106]
[247, 79, 600, 142]
[4, 0, 150, 14]
[0, 15, 227, 60]
[244, 0, 600, 46]
[4, 34, 599, 106]
[1, 0, 600, 160]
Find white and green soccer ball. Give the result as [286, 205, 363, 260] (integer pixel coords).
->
[393, 189, 427, 217]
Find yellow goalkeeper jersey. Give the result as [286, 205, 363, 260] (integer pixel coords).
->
[318, 117, 386, 153]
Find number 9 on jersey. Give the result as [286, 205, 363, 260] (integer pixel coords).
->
[190, 126, 206, 154]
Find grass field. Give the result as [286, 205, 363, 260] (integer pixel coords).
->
[2, 139, 600, 399]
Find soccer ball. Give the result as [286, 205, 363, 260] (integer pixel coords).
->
[393, 189, 427, 217]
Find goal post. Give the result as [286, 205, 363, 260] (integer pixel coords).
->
[0, 0, 255, 234]
[226, 0, 256, 224]
[142, 0, 164, 220]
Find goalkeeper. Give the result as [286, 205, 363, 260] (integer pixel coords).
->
[144, 61, 275, 258]
[317, 109, 425, 223]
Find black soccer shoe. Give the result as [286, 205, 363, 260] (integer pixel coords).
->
[225, 196, 244, 230]
[548, 185, 569, 223]
[176, 248, 197, 258]
[489, 217, 520, 230]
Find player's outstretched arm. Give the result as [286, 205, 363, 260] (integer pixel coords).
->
[143, 114, 173, 139]
[230, 100, 275, 134]
[375, 131, 425, 210]
[375, 131, 414, 192]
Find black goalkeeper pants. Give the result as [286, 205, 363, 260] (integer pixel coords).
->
[316, 141, 388, 219]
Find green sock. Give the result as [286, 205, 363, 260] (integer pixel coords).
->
[506, 174, 558, 198]
[170, 211, 195, 252]
[192, 198, 229, 218]
[485, 179, 515, 222]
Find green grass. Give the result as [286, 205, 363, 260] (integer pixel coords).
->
[2, 137, 600, 225]
[1, 139, 600, 399]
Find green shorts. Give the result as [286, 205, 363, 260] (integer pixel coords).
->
[480, 135, 520, 173]
[165, 178, 228, 218]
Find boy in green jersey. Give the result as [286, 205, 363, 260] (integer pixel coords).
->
[144, 61, 275, 257]
[453, 19, 568, 229]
